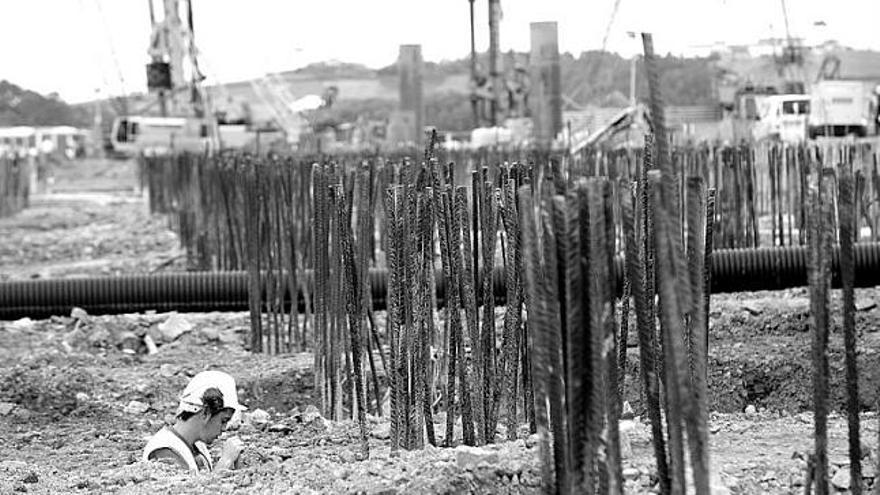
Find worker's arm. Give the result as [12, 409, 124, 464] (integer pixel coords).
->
[147, 448, 189, 470]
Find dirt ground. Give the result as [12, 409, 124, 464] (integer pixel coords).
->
[2, 158, 880, 494]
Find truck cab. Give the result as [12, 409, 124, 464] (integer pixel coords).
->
[753, 95, 810, 143]
[110, 116, 216, 156]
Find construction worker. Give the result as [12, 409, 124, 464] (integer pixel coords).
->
[143, 370, 247, 472]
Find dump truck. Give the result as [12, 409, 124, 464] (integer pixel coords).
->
[809, 80, 879, 138]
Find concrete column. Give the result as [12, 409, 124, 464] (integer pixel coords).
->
[398, 44, 424, 145]
[529, 22, 562, 145]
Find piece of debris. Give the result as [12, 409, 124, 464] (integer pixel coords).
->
[741, 303, 762, 316]
[22, 472, 38, 484]
[302, 405, 322, 423]
[70, 307, 89, 321]
[856, 299, 877, 312]
[157, 313, 194, 342]
[158, 363, 178, 377]
[12, 408, 32, 420]
[124, 400, 150, 415]
[268, 423, 291, 433]
[143, 334, 158, 355]
[619, 420, 634, 459]
[371, 423, 390, 440]
[9, 317, 34, 331]
[117, 331, 144, 354]
[711, 471, 732, 495]
[455, 445, 499, 470]
[0, 401, 16, 416]
[246, 408, 270, 427]
[621, 401, 634, 420]
[218, 329, 240, 345]
[199, 327, 220, 342]
[831, 468, 850, 490]
[744, 404, 757, 417]
[622, 467, 640, 481]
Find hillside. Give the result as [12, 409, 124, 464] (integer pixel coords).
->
[318, 51, 716, 132]
[0, 80, 90, 127]
[64, 46, 880, 134]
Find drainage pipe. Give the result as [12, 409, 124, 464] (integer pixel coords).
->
[2, 243, 880, 320]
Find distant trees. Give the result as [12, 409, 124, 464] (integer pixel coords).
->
[0, 50, 717, 134]
[376, 51, 717, 132]
[0, 80, 90, 127]
[562, 50, 716, 108]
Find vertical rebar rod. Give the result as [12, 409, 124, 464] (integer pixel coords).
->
[685, 176, 711, 494]
[649, 171, 687, 495]
[554, 193, 585, 491]
[421, 188, 437, 446]
[601, 179, 624, 495]
[450, 186, 477, 446]
[704, 188, 716, 377]
[519, 188, 556, 495]
[542, 204, 571, 495]
[481, 177, 499, 441]
[384, 186, 401, 453]
[626, 149, 670, 495]
[808, 170, 833, 495]
[337, 186, 370, 459]
[839, 159, 862, 494]
[457, 187, 486, 445]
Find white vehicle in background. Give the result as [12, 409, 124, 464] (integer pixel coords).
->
[110, 116, 216, 156]
[809, 80, 879, 138]
[753, 94, 810, 143]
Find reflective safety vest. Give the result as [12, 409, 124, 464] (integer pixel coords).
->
[143, 427, 213, 472]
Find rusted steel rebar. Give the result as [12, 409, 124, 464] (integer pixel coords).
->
[624, 147, 670, 495]
[839, 160, 862, 494]
[809, 169, 834, 495]
[384, 186, 401, 453]
[519, 188, 556, 495]
[457, 187, 486, 445]
[649, 171, 687, 495]
[337, 186, 370, 459]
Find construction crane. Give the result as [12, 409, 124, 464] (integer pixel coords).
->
[775, 0, 806, 94]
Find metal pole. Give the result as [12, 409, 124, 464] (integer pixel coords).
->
[488, 0, 501, 127]
[469, 0, 478, 128]
[629, 56, 637, 107]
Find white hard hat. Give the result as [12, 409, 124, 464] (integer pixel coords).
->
[177, 370, 247, 415]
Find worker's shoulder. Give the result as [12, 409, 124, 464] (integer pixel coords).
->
[147, 447, 188, 469]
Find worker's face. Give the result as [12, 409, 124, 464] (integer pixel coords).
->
[200, 408, 234, 444]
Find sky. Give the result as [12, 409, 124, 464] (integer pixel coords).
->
[1, 0, 878, 103]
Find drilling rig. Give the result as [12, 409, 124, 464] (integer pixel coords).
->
[110, 0, 223, 155]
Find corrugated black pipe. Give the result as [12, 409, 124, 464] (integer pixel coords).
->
[2, 243, 880, 320]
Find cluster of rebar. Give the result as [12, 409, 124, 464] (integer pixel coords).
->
[504, 34, 713, 494]
[806, 153, 872, 494]
[574, 141, 880, 250]
[376, 137, 536, 450]
[0, 156, 29, 218]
